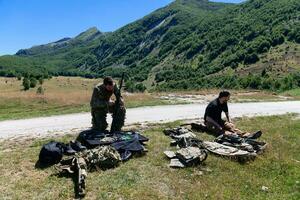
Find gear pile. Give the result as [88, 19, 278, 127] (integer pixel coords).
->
[163, 123, 267, 167]
[163, 127, 208, 168]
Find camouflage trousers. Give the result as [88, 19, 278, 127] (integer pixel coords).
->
[91, 105, 126, 131]
[205, 121, 250, 137]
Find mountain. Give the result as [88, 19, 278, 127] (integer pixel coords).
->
[0, 0, 299, 91]
[16, 27, 103, 56]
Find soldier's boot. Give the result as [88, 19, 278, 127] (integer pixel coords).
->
[111, 107, 126, 132]
[91, 110, 108, 131]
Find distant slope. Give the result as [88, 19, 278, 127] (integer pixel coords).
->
[0, 0, 299, 91]
[0, 27, 107, 76]
[16, 27, 103, 57]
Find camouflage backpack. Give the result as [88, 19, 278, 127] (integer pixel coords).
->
[80, 146, 121, 171]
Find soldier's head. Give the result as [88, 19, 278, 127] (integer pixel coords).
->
[218, 90, 231, 104]
[103, 76, 114, 91]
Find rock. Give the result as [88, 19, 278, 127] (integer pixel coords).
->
[261, 186, 269, 192]
[202, 167, 212, 172]
[195, 171, 204, 176]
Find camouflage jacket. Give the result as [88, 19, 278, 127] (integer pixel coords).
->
[90, 83, 114, 110]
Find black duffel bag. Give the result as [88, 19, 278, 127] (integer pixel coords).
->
[39, 141, 65, 165]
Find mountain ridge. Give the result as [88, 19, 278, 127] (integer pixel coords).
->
[0, 0, 299, 92]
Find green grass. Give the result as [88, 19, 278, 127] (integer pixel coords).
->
[0, 99, 88, 121]
[0, 114, 299, 199]
[0, 98, 173, 121]
[282, 88, 300, 97]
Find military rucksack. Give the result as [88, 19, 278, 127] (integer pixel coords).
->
[39, 141, 65, 165]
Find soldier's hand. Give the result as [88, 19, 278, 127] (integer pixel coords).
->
[120, 97, 125, 107]
[108, 101, 115, 107]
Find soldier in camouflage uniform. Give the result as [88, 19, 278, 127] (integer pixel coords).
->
[90, 77, 126, 131]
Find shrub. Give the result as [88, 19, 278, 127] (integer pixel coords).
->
[22, 78, 30, 91]
[30, 77, 37, 88]
[36, 86, 45, 95]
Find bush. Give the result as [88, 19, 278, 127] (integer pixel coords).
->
[135, 83, 147, 92]
[36, 86, 45, 95]
[125, 81, 146, 93]
[17, 74, 22, 80]
[30, 77, 37, 88]
[38, 78, 44, 85]
[244, 53, 259, 64]
[22, 78, 30, 91]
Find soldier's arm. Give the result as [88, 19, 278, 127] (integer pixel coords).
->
[224, 103, 230, 122]
[90, 87, 108, 109]
[225, 112, 231, 122]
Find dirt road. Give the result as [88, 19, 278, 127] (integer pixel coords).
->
[0, 101, 299, 139]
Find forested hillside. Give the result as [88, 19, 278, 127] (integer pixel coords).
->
[0, 0, 299, 92]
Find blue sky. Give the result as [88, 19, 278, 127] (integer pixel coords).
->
[0, 0, 245, 55]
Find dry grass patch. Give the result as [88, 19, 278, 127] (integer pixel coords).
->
[0, 76, 296, 121]
[0, 77, 169, 121]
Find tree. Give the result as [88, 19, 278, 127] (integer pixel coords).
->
[244, 53, 259, 64]
[38, 78, 44, 85]
[22, 78, 30, 91]
[248, 75, 261, 89]
[135, 83, 146, 92]
[30, 77, 37, 88]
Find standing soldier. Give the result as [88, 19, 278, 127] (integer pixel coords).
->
[90, 77, 126, 131]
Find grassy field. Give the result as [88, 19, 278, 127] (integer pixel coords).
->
[282, 88, 300, 97]
[0, 77, 174, 121]
[0, 114, 299, 199]
[0, 76, 298, 121]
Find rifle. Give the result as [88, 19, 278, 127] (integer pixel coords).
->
[110, 72, 125, 132]
[75, 157, 87, 197]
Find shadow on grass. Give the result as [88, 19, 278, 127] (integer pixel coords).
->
[34, 160, 56, 169]
[53, 170, 85, 199]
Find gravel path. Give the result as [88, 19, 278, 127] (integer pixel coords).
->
[0, 101, 299, 139]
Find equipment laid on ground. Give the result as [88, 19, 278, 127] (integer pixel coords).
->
[75, 157, 87, 197]
[164, 122, 267, 166]
[38, 130, 149, 198]
[38, 141, 65, 165]
[163, 127, 208, 168]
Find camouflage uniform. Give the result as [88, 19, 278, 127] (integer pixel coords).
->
[90, 83, 126, 131]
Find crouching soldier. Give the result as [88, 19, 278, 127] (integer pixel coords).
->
[90, 77, 126, 131]
[204, 91, 262, 139]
